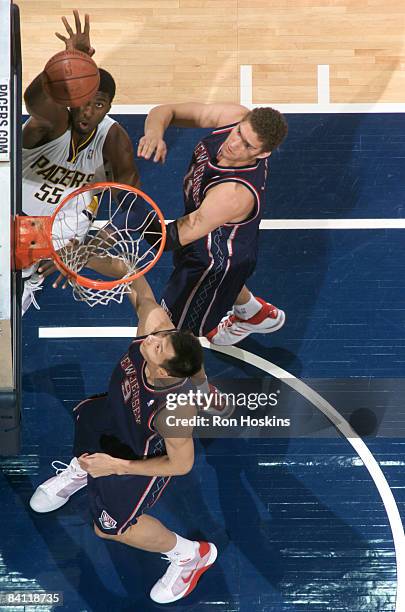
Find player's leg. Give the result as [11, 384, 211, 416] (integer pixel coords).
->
[21, 193, 97, 316]
[21, 263, 45, 316]
[207, 284, 285, 345]
[162, 251, 284, 344]
[94, 514, 217, 604]
[29, 394, 111, 512]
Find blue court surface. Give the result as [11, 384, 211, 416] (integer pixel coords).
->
[1, 114, 405, 612]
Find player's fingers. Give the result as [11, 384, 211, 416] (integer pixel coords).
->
[144, 141, 159, 160]
[136, 138, 145, 157]
[154, 142, 167, 163]
[55, 32, 68, 43]
[77, 456, 88, 469]
[138, 145, 150, 159]
[137, 137, 152, 157]
[73, 9, 81, 33]
[84, 13, 90, 35]
[61, 16, 74, 37]
[37, 260, 56, 277]
[52, 273, 64, 289]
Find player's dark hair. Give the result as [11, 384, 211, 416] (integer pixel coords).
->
[98, 68, 116, 102]
[245, 107, 288, 152]
[162, 331, 203, 378]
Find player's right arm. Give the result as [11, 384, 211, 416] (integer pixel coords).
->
[85, 255, 174, 336]
[128, 275, 175, 337]
[23, 10, 93, 148]
[23, 75, 69, 148]
[138, 102, 249, 163]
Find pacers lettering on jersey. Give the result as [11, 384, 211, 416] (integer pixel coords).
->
[120, 355, 141, 424]
[184, 142, 209, 207]
[31, 155, 94, 188]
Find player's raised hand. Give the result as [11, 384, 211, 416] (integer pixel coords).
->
[55, 9, 95, 57]
[37, 259, 69, 289]
[38, 239, 81, 289]
[78, 453, 121, 477]
[138, 133, 168, 163]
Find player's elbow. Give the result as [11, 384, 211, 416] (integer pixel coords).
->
[173, 458, 194, 476]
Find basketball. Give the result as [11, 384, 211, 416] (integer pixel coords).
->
[43, 49, 100, 108]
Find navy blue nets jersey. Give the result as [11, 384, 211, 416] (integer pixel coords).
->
[106, 336, 190, 459]
[181, 123, 269, 262]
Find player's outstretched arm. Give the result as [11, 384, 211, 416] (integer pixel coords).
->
[24, 10, 94, 146]
[128, 275, 175, 337]
[127, 181, 255, 253]
[164, 181, 254, 248]
[138, 102, 249, 163]
[85, 255, 174, 336]
[23, 73, 69, 143]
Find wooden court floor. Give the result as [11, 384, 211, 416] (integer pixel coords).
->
[18, 0, 405, 105]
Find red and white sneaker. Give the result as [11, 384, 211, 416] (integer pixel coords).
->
[150, 541, 217, 604]
[203, 383, 236, 418]
[29, 457, 88, 513]
[207, 298, 285, 346]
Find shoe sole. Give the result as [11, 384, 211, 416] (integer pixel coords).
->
[151, 543, 218, 603]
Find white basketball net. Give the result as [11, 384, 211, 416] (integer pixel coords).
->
[50, 185, 164, 306]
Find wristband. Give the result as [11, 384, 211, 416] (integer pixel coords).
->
[164, 221, 181, 251]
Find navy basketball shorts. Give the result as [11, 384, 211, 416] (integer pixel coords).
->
[73, 395, 172, 536]
[161, 254, 257, 337]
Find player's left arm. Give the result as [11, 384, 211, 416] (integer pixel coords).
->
[173, 182, 255, 247]
[78, 405, 195, 477]
[103, 123, 140, 188]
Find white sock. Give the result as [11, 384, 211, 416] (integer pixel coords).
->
[234, 294, 262, 320]
[164, 533, 198, 564]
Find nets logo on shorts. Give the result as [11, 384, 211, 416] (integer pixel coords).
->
[99, 509, 117, 530]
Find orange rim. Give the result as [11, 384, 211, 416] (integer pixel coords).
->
[49, 182, 166, 290]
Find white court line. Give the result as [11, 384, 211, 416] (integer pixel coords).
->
[56, 102, 405, 114]
[317, 65, 330, 107]
[240, 65, 253, 108]
[106, 102, 405, 114]
[37, 325, 405, 611]
[92, 218, 405, 231]
[21, 99, 405, 117]
[260, 219, 405, 230]
[38, 326, 137, 338]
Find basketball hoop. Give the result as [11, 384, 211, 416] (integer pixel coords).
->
[15, 182, 166, 306]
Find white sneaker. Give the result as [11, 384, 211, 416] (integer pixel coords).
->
[29, 457, 88, 513]
[150, 541, 217, 604]
[22, 273, 44, 316]
[207, 297, 285, 346]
